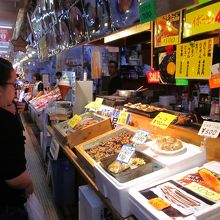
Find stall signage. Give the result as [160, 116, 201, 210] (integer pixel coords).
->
[116, 145, 136, 164]
[176, 79, 189, 86]
[0, 29, 10, 42]
[151, 112, 177, 129]
[39, 36, 48, 59]
[198, 121, 220, 138]
[132, 129, 149, 144]
[117, 111, 130, 125]
[209, 73, 220, 89]
[139, 0, 157, 23]
[176, 38, 213, 79]
[183, 2, 220, 38]
[147, 70, 160, 83]
[50, 138, 60, 160]
[111, 110, 120, 128]
[67, 114, 82, 128]
[93, 97, 103, 109]
[154, 11, 181, 48]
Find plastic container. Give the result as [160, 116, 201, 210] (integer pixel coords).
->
[129, 161, 220, 220]
[94, 141, 206, 218]
[48, 153, 76, 207]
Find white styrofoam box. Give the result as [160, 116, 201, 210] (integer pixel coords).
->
[94, 142, 206, 218]
[79, 185, 104, 220]
[129, 161, 220, 220]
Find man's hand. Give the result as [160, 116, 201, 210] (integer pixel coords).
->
[16, 101, 26, 113]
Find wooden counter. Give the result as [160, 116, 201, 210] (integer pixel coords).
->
[130, 113, 220, 162]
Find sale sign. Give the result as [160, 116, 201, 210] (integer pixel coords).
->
[147, 70, 160, 83]
[209, 73, 220, 89]
[0, 29, 10, 42]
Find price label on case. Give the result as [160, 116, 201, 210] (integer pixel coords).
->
[116, 145, 136, 164]
[93, 97, 104, 109]
[67, 114, 82, 128]
[151, 112, 177, 129]
[117, 111, 130, 125]
[198, 121, 220, 138]
[132, 129, 149, 144]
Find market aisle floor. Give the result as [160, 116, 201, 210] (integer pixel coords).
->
[21, 113, 62, 220]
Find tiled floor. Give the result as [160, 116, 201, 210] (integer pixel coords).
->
[21, 113, 62, 220]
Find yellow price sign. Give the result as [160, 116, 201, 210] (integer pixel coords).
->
[93, 97, 104, 109]
[67, 114, 82, 128]
[84, 101, 95, 109]
[161, 36, 179, 47]
[117, 111, 130, 125]
[151, 112, 176, 129]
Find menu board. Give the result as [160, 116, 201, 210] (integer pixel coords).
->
[154, 11, 181, 48]
[176, 38, 213, 79]
[183, 2, 220, 38]
[109, 0, 140, 30]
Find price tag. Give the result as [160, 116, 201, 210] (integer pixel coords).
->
[84, 101, 95, 109]
[161, 36, 179, 47]
[132, 129, 149, 144]
[117, 111, 130, 125]
[116, 145, 136, 164]
[93, 97, 104, 109]
[139, 0, 157, 23]
[151, 112, 177, 129]
[198, 121, 220, 138]
[67, 114, 82, 128]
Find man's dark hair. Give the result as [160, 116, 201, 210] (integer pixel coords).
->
[34, 73, 42, 81]
[56, 71, 62, 77]
[0, 58, 14, 86]
[109, 60, 118, 68]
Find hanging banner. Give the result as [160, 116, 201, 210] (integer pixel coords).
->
[176, 38, 213, 79]
[0, 29, 10, 42]
[183, 2, 220, 38]
[154, 11, 181, 48]
[39, 36, 48, 59]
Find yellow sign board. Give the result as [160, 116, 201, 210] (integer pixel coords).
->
[67, 114, 82, 128]
[176, 38, 213, 79]
[183, 2, 220, 38]
[84, 98, 103, 109]
[151, 112, 176, 129]
[117, 111, 130, 125]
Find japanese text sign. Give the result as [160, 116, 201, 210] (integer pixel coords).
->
[139, 0, 157, 23]
[184, 2, 220, 38]
[67, 114, 82, 128]
[151, 112, 177, 129]
[176, 38, 213, 79]
[116, 145, 136, 164]
[147, 70, 160, 83]
[117, 111, 130, 125]
[132, 129, 149, 144]
[198, 121, 220, 138]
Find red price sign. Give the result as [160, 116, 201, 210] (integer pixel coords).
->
[209, 73, 220, 89]
[0, 29, 10, 42]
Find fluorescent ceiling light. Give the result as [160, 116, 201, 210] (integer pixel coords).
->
[0, 25, 13, 29]
[104, 22, 150, 43]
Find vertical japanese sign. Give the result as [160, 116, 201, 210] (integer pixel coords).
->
[183, 2, 220, 38]
[176, 38, 213, 79]
[39, 36, 48, 59]
[154, 11, 181, 48]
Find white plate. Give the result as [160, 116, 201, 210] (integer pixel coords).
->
[150, 139, 186, 155]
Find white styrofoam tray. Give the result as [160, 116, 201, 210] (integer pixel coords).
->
[94, 142, 206, 218]
[129, 161, 220, 220]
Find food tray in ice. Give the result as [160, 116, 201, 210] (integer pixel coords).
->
[100, 151, 162, 183]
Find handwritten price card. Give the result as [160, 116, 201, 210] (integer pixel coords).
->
[198, 121, 220, 138]
[93, 97, 104, 109]
[117, 111, 130, 125]
[67, 114, 82, 128]
[116, 145, 136, 164]
[132, 129, 149, 144]
[151, 112, 177, 129]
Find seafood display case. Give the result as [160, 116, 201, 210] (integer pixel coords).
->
[94, 136, 206, 217]
[53, 112, 112, 147]
[129, 161, 220, 220]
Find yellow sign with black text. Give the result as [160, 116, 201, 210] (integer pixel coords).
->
[183, 2, 220, 38]
[176, 38, 213, 79]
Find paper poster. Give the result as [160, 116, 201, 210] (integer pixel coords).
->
[154, 11, 181, 48]
[176, 38, 213, 79]
[184, 2, 220, 38]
